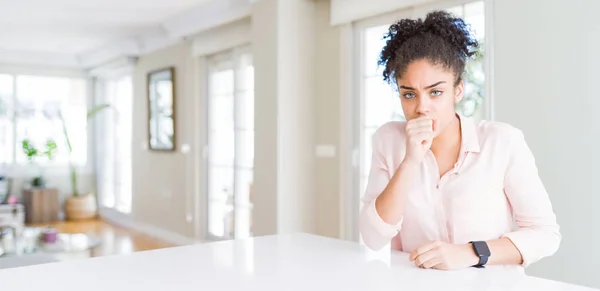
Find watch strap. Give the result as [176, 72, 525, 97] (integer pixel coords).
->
[469, 241, 490, 268]
[475, 253, 488, 268]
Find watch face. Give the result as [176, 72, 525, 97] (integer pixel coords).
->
[474, 241, 491, 257]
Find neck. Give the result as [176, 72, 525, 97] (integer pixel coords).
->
[431, 114, 461, 156]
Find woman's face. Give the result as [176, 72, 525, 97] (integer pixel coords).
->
[396, 59, 463, 137]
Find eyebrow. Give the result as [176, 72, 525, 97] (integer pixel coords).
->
[399, 81, 446, 90]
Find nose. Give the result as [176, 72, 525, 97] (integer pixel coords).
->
[416, 96, 430, 115]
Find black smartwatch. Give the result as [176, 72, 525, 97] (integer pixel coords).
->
[469, 241, 491, 268]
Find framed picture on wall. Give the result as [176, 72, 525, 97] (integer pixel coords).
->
[147, 67, 176, 151]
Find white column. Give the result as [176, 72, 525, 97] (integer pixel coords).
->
[251, 0, 317, 236]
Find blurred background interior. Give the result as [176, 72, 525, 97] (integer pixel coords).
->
[0, 0, 598, 288]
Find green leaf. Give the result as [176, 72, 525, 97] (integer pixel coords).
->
[21, 139, 40, 163]
[44, 139, 58, 160]
[87, 104, 111, 120]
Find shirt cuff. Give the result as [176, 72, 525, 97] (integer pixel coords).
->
[365, 201, 403, 238]
[502, 231, 535, 268]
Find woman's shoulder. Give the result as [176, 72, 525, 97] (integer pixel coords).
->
[373, 120, 407, 141]
[476, 119, 526, 144]
[370, 121, 408, 163]
[371, 121, 408, 154]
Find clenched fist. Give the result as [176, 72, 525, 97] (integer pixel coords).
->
[404, 116, 437, 165]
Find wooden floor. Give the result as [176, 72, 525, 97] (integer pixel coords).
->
[27, 219, 176, 257]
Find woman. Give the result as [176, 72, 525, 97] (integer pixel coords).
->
[359, 11, 561, 270]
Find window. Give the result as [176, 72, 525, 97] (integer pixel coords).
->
[0, 74, 88, 167]
[96, 75, 133, 214]
[354, 1, 487, 240]
[0, 75, 14, 165]
[206, 47, 254, 240]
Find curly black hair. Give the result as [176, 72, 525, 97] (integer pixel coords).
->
[378, 10, 479, 86]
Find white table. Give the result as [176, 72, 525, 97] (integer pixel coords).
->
[0, 252, 59, 269]
[0, 233, 595, 290]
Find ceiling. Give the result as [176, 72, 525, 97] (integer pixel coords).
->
[0, 0, 223, 68]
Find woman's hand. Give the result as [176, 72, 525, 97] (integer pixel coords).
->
[409, 241, 479, 270]
[404, 116, 437, 165]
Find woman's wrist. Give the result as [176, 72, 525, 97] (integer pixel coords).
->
[399, 158, 421, 171]
[462, 243, 481, 267]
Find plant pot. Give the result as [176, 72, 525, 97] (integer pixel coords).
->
[31, 176, 46, 188]
[65, 193, 97, 220]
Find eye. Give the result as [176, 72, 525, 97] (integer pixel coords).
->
[431, 90, 443, 97]
[403, 92, 416, 99]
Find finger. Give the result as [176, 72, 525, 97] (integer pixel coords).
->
[421, 256, 441, 269]
[407, 118, 433, 128]
[431, 262, 448, 270]
[409, 129, 434, 138]
[406, 127, 433, 137]
[406, 122, 434, 134]
[409, 241, 438, 261]
[406, 120, 434, 130]
[414, 249, 438, 268]
[409, 132, 434, 145]
[411, 115, 433, 122]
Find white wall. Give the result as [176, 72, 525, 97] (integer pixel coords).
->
[314, 0, 342, 238]
[330, 0, 435, 25]
[493, 0, 600, 288]
[190, 17, 252, 57]
[131, 43, 196, 238]
[250, 0, 280, 236]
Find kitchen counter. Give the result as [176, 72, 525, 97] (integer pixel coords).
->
[0, 233, 595, 290]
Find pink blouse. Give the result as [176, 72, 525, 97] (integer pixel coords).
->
[359, 114, 561, 267]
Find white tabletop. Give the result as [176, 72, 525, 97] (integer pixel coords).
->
[0, 233, 595, 290]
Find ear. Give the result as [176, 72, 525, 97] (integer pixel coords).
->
[454, 80, 464, 103]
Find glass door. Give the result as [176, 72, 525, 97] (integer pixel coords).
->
[206, 47, 254, 240]
[97, 75, 133, 214]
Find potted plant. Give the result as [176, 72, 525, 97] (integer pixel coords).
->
[59, 104, 111, 220]
[21, 139, 57, 188]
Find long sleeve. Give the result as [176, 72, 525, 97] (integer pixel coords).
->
[359, 129, 402, 251]
[501, 129, 562, 267]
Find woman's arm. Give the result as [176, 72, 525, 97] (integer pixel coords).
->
[360, 118, 436, 251]
[375, 160, 420, 225]
[485, 237, 524, 265]
[359, 127, 420, 251]
[410, 128, 560, 270]
[500, 128, 561, 267]
[409, 237, 523, 269]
